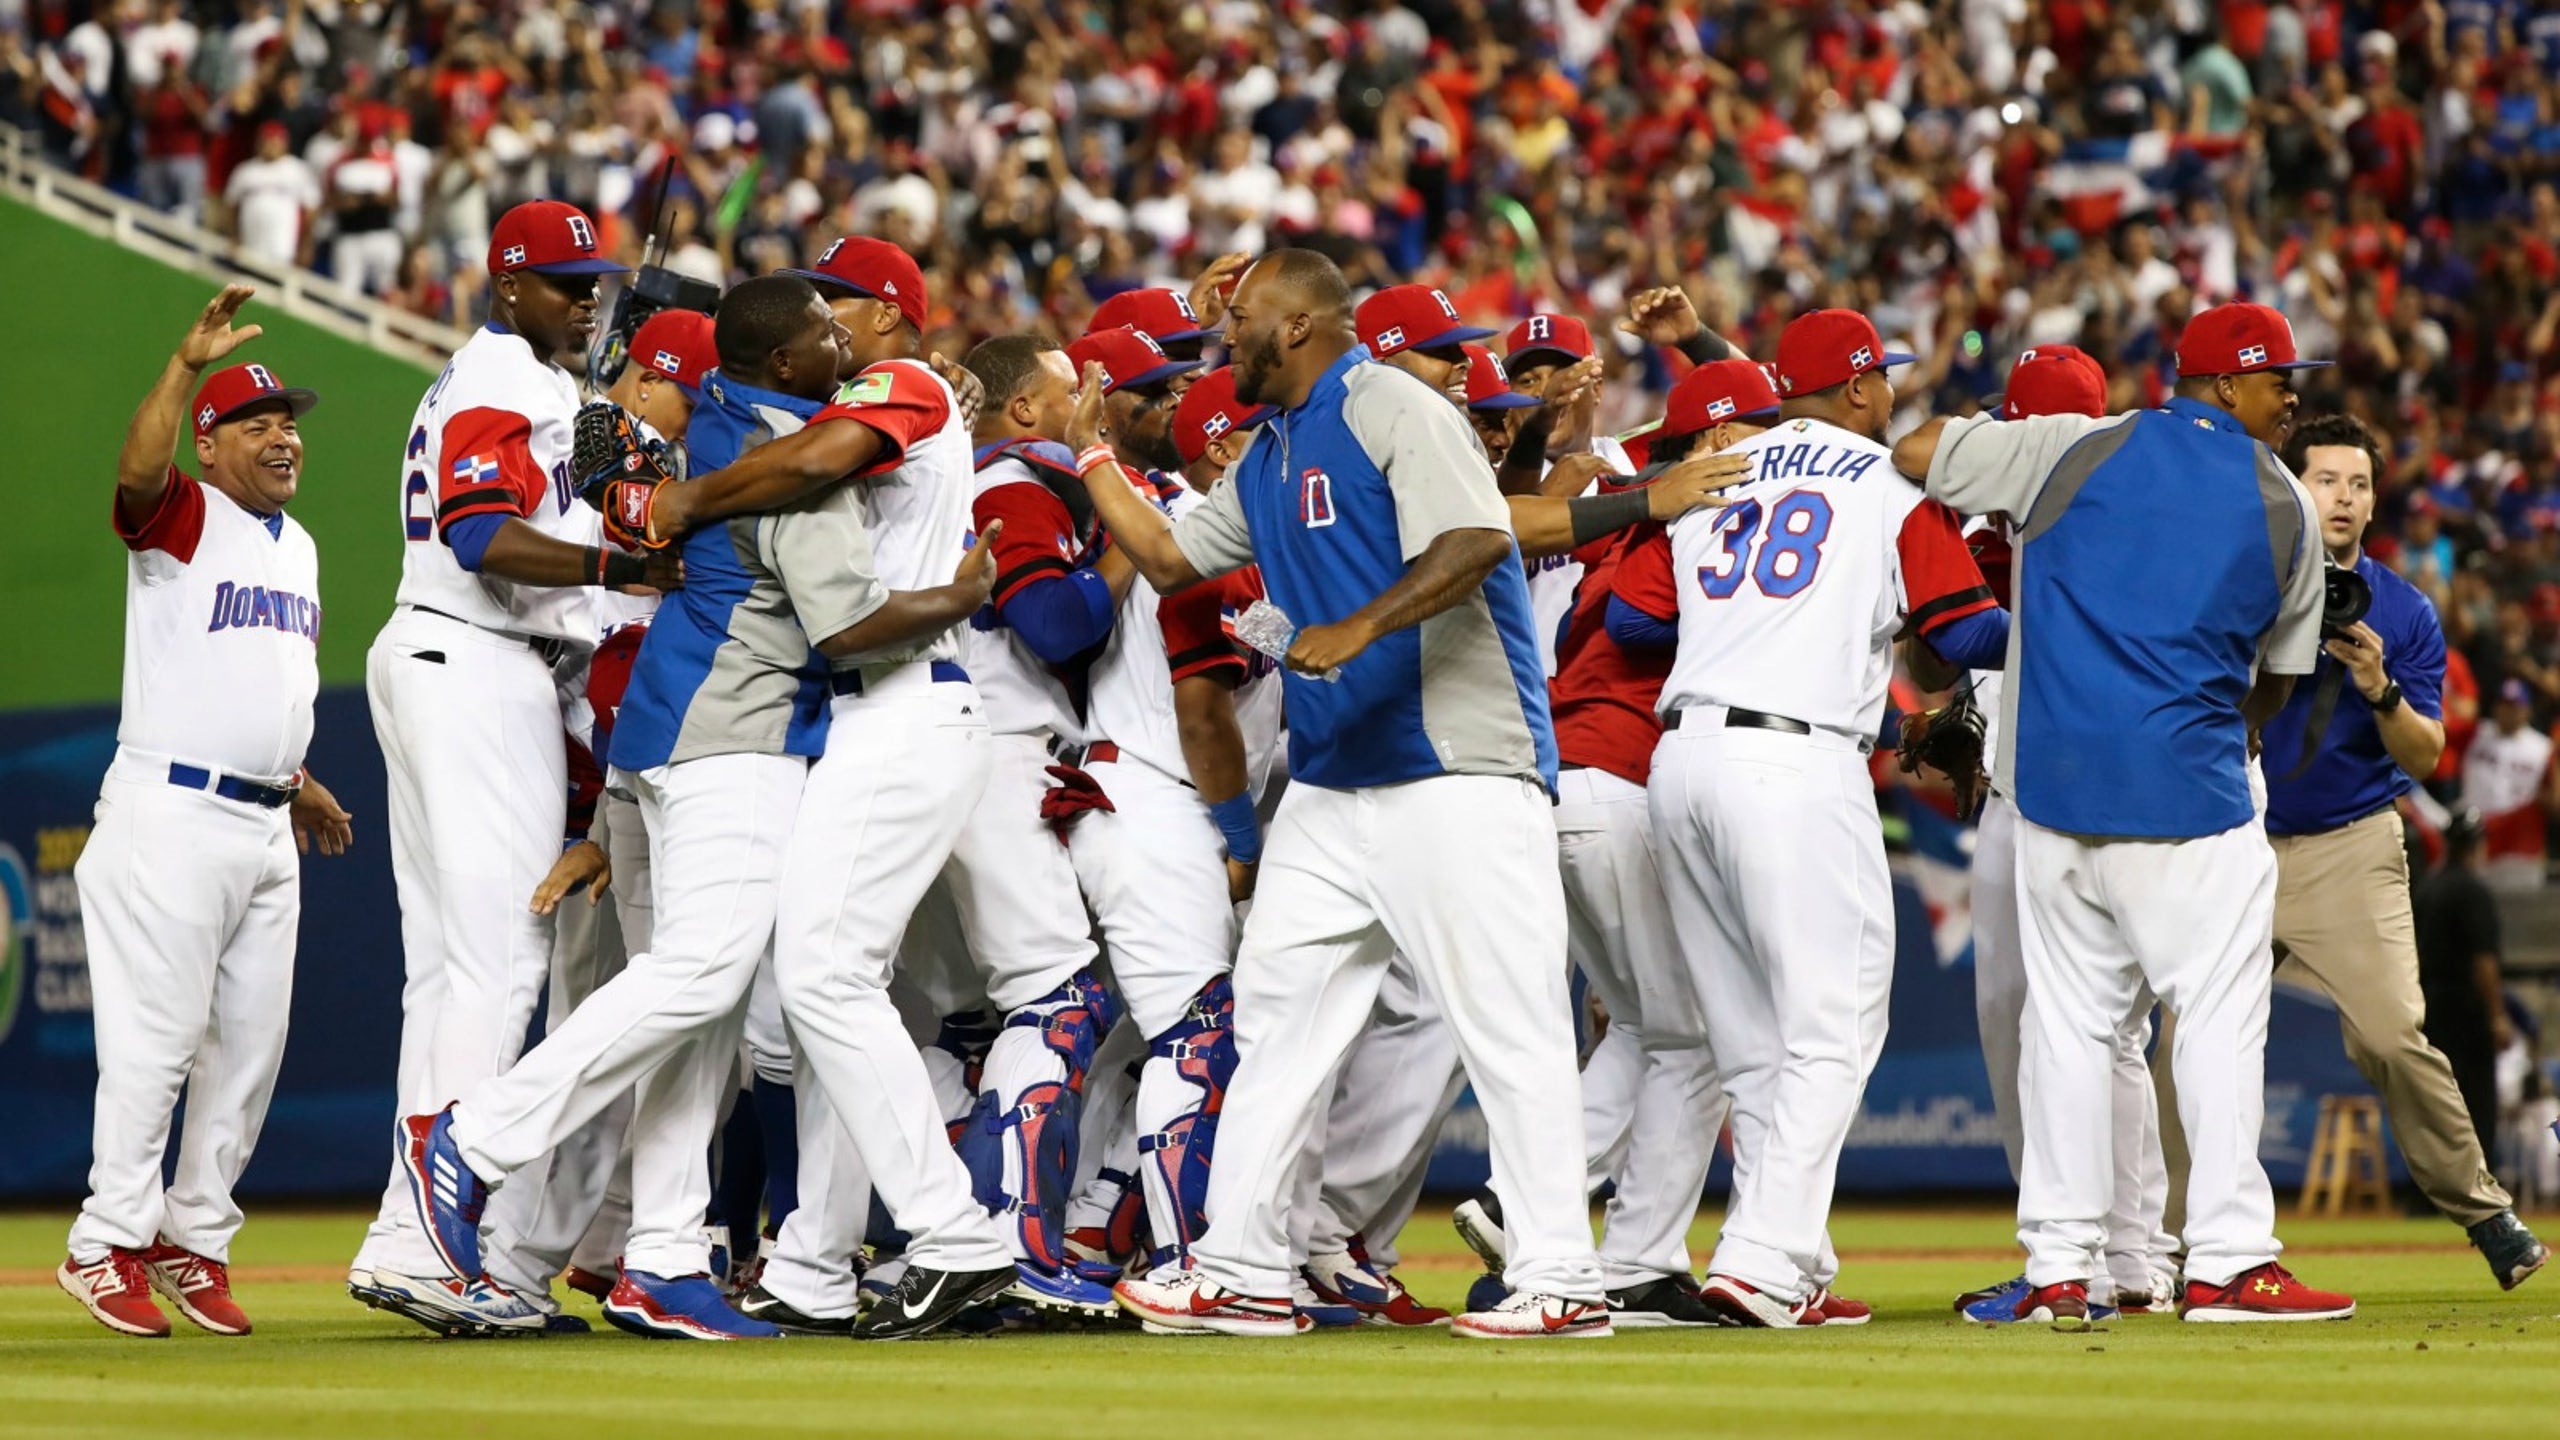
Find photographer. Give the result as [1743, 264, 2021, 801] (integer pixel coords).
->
[2255, 414, 2546, 1289]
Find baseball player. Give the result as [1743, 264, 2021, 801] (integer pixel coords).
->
[486, 306, 720, 1306]
[1908, 348, 2183, 1321]
[1078, 249, 1607, 1341]
[395, 274, 1014, 1341]
[1049, 362, 1282, 1286]
[1354, 283, 1492, 404]
[352, 200, 662, 1335]
[1495, 314, 1633, 677]
[58, 289, 353, 1339]
[1608, 310, 2000, 1328]
[1087, 259, 1242, 365]
[1460, 343, 1541, 466]
[1897, 301, 2356, 1324]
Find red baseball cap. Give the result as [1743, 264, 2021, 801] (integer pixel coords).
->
[192, 362, 319, 440]
[787, 236, 930, 334]
[488, 200, 627, 277]
[1501, 313, 1594, 370]
[2175, 302, 2333, 377]
[1772, 309, 1914, 398]
[1066, 326, 1204, 395]
[1660, 358, 1781, 439]
[1089, 287, 1220, 344]
[1993, 345, 2109, 419]
[1356, 284, 1496, 359]
[1172, 365, 1275, 467]
[1462, 344, 1540, 411]
[629, 307, 718, 395]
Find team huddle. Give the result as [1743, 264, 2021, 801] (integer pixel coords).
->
[56, 195, 2548, 1344]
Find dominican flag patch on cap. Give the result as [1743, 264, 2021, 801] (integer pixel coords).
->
[2239, 344, 2268, 366]
[1707, 397, 1736, 420]
[501, 245, 527, 267]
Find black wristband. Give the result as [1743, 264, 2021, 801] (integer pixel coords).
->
[592, 546, 647, 588]
[1567, 487, 1652, 545]
[1673, 327, 1733, 365]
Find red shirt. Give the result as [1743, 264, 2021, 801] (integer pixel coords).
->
[1552, 524, 1672, 786]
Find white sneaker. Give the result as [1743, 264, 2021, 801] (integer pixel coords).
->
[1450, 1196, 1507, 1272]
[357, 1267, 548, 1338]
[1697, 1273, 1824, 1329]
[1112, 1269, 1297, 1337]
[1450, 1290, 1612, 1340]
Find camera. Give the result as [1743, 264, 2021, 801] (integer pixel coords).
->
[585, 263, 722, 393]
[2320, 560, 2372, 640]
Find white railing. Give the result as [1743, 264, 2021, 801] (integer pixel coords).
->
[0, 122, 469, 366]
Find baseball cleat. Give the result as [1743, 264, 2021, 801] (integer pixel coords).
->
[58, 1251, 171, 1338]
[851, 1264, 1019, 1341]
[1113, 1271, 1297, 1337]
[1698, 1274, 1826, 1329]
[1304, 1244, 1452, 1327]
[858, 1253, 906, 1316]
[354, 1267, 548, 1337]
[1005, 1263, 1123, 1322]
[2178, 1264, 2354, 1323]
[2108, 1269, 2179, 1315]
[1451, 1290, 1612, 1341]
[543, 1312, 593, 1334]
[600, 1270, 783, 1340]
[1605, 1276, 1722, 1328]
[2006, 1281, 2091, 1331]
[734, 1282, 855, 1336]
[1464, 1274, 1511, 1315]
[562, 1265, 617, 1302]
[2469, 1211, 2549, 1291]
[395, 1106, 488, 1281]
[1809, 1286, 1871, 1326]
[1450, 1191, 1507, 1273]
[1953, 1273, 2026, 1313]
[1292, 1273, 1362, 1329]
[138, 1242, 250, 1335]
[1065, 1226, 1132, 1287]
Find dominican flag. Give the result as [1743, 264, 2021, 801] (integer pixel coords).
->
[2239, 345, 2268, 367]
[454, 454, 502, 485]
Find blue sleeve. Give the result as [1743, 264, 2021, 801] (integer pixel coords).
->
[995, 566, 1117, 664]
[1605, 595, 1679, 649]
[1924, 607, 2011, 671]
[2390, 594, 2447, 720]
[447, 511, 507, 572]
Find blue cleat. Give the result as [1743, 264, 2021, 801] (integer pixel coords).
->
[1956, 1274, 2029, 1322]
[396, 1107, 487, 1282]
[1293, 1273, 1362, 1329]
[601, 1271, 783, 1340]
[1464, 1273, 1512, 1315]
[353, 1267, 547, 1338]
[1005, 1263, 1122, 1322]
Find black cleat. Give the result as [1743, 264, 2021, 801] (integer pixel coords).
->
[2469, 1211, 2550, 1291]
[1605, 1276, 1726, 1328]
[735, 1282, 856, 1336]
[850, 1264, 1020, 1341]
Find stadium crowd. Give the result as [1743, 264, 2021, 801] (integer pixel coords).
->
[26, 0, 2560, 852]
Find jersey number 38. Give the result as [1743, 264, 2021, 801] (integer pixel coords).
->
[1696, 491, 1834, 601]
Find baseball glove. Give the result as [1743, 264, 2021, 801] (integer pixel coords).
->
[572, 400, 676, 551]
[1896, 690, 1989, 820]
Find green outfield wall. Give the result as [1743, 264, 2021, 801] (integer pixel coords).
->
[0, 197, 433, 708]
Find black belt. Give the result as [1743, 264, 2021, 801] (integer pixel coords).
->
[1666, 706, 1873, 754]
[830, 659, 970, 697]
[407, 604, 567, 667]
[168, 762, 295, 809]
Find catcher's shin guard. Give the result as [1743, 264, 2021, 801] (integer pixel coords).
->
[1137, 977, 1237, 1269]
[931, 1009, 1001, 1139]
[956, 973, 1119, 1271]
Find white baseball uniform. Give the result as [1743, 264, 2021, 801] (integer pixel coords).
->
[69, 469, 318, 1266]
[1619, 415, 1991, 1305]
[356, 324, 597, 1287]
[1523, 435, 1635, 679]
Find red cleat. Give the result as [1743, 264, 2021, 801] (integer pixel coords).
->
[1697, 1274, 1825, 1328]
[139, 1242, 250, 1335]
[58, 1251, 172, 1338]
[2009, 1280, 2091, 1330]
[2179, 1264, 2355, 1323]
[1808, 1287, 1871, 1326]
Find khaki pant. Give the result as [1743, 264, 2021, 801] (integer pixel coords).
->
[2160, 807, 2510, 1231]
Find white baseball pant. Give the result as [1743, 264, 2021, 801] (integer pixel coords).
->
[940, 732, 1099, 1011]
[1651, 718, 1892, 1305]
[1972, 791, 2177, 1291]
[485, 789, 649, 1293]
[2014, 813, 2282, 1289]
[68, 757, 299, 1264]
[1194, 775, 1600, 1301]
[355, 610, 566, 1283]
[1556, 765, 1726, 1289]
[1301, 950, 1463, 1269]
[446, 751, 803, 1277]
[757, 671, 1014, 1317]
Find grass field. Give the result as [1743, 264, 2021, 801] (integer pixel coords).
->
[3, 1205, 2556, 1438]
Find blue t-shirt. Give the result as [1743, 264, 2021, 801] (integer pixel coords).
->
[2260, 554, 2447, 835]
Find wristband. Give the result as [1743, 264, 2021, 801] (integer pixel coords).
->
[1567, 487, 1652, 545]
[1207, 790, 1263, 867]
[594, 547, 648, 588]
[1076, 444, 1118, 475]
